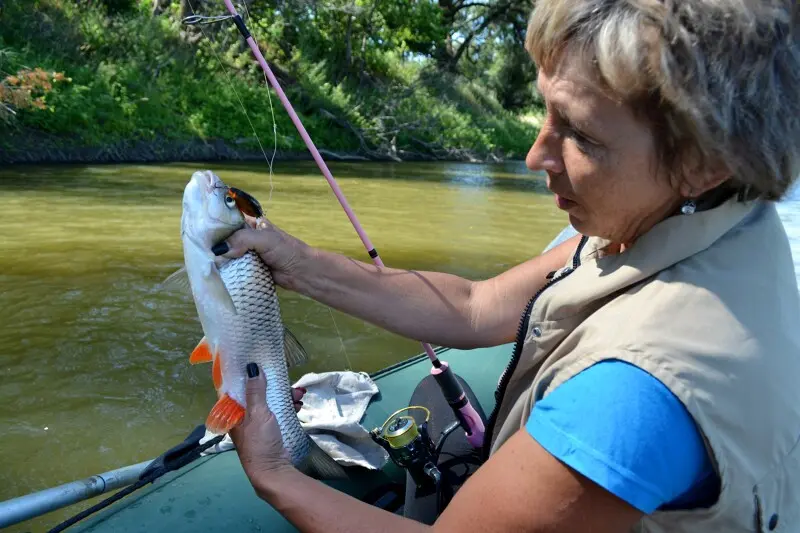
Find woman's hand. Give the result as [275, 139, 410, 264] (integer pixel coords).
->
[292, 386, 305, 412]
[213, 217, 311, 289]
[229, 363, 295, 490]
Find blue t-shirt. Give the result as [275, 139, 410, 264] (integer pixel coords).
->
[525, 360, 719, 513]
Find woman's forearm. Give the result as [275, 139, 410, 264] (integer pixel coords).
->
[290, 246, 490, 348]
[287, 235, 580, 349]
[256, 467, 429, 533]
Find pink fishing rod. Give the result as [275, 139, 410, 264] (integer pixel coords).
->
[220, 0, 485, 448]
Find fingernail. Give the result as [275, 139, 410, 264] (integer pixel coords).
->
[298, 387, 307, 394]
[246, 363, 259, 378]
[212, 242, 229, 256]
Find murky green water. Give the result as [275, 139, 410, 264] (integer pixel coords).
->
[0, 160, 568, 531]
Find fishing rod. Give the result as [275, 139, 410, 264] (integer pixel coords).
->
[216, 0, 485, 448]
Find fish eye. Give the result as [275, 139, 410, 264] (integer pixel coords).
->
[225, 195, 236, 209]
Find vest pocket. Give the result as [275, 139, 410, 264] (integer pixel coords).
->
[753, 443, 800, 532]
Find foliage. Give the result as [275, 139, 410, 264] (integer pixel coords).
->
[0, 0, 542, 159]
[0, 67, 71, 122]
[98, 0, 138, 14]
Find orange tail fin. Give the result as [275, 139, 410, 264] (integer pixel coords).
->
[206, 394, 245, 435]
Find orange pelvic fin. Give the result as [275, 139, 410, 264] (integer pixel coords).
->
[189, 337, 213, 364]
[205, 394, 245, 435]
[212, 356, 223, 390]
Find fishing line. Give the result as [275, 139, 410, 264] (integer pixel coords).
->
[239, 0, 278, 202]
[241, 2, 279, 202]
[183, 2, 276, 202]
[185, 2, 347, 366]
[181, 13, 233, 25]
[214, 0, 486, 449]
[327, 306, 353, 371]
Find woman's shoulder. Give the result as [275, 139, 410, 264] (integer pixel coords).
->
[680, 200, 793, 275]
[608, 201, 795, 326]
[652, 200, 797, 329]
[565, 202, 800, 393]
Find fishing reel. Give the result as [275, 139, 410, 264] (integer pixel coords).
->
[370, 407, 442, 492]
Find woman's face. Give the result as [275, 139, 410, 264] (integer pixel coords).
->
[526, 54, 683, 245]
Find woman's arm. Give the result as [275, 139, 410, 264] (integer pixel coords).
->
[253, 435, 641, 533]
[222, 224, 581, 349]
[230, 365, 642, 533]
[255, 467, 428, 533]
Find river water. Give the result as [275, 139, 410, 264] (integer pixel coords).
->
[0, 161, 567, 531]
[0, 161, 797, 532]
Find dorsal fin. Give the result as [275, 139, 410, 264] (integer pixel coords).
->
[284, 327, 309, 368]
[161, 266, 191, 295]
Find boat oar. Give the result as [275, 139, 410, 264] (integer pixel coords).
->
[44, 426, 223, 533]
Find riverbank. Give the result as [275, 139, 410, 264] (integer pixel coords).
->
[0, 130, 517, 166]
[0, 2, 544, 168]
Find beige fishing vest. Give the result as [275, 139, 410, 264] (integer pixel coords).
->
[487, 197, 800, 532]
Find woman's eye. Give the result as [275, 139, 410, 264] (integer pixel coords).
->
[568, 128, 597, 153]
[225, 195, 236, 209]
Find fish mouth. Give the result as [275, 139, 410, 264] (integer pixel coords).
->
[189, 170, 264, 227]
[190, 169, 221, 193]
[192, 170, 263, 218]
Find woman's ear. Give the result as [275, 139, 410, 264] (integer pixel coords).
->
[678, 158, 731, 198]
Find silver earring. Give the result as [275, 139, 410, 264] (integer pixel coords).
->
[681, 199, 696, 215]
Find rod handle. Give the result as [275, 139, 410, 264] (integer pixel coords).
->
[431, 362, 486, 447]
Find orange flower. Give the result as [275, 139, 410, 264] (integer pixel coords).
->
[6, 76, 20, 86]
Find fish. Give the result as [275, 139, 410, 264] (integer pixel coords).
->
[166, 169, 345, 479]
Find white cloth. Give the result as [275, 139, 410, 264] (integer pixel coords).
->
[200, 371, 388, 470]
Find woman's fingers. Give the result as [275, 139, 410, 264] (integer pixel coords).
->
[291, 387, 306, 402]
[244, 363, 268, 408]
[229, 362, 293, 477]
[243, 214, 259, 229]
[214, 227, 266, 258]
[292, 387, 306, 412]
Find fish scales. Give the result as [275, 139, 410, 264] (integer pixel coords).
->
[219, 251, 310, 466]
[178, 170, 346, 479]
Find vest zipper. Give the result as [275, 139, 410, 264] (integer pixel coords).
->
[481, 235, 588, 460]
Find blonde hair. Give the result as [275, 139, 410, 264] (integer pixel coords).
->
[526, 0, 800, 200]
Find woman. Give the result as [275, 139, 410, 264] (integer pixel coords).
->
[214, 1, 800, 531]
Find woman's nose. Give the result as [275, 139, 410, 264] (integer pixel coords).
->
[526, 118, 565, 175]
